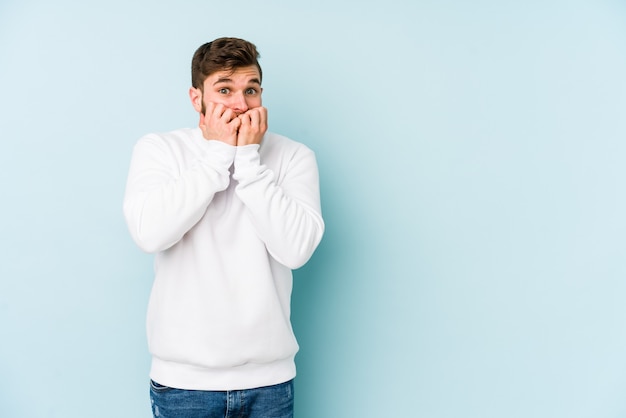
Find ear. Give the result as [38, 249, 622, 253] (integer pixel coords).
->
[189, 87, 203, 113]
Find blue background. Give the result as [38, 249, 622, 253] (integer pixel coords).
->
[1, 1, 626, 417]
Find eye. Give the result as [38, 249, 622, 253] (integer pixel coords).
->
[218, 88, 230, 94]
[245, 88, 258, 95]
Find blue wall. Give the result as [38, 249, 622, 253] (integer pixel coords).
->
[1, 1, 626, 417]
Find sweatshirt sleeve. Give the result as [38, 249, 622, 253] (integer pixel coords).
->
[232, 143, 325, 269]
[123, 134, 236, 253]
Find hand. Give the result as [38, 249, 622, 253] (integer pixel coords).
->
[199, 102, 241, 146]
[236, 107, 268, 146]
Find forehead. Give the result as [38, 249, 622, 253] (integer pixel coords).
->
[205, 66, 261, 85]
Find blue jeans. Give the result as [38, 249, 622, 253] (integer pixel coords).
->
[149, 379, 294, 418]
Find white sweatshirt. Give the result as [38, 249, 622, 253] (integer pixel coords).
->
[123, 128, 324, 391]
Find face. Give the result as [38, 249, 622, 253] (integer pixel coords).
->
[190, 65, 262, 116]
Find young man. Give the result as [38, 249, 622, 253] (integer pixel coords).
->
[123, 37, 324, 418]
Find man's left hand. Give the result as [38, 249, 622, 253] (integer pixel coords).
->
[237, 107, 268, 146]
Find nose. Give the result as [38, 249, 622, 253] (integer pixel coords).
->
[230, 92, 249, 114]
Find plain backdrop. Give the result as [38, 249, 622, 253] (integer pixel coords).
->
[1, 0, 626, 417]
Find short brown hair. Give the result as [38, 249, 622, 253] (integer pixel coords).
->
[191, 37, 262, 91]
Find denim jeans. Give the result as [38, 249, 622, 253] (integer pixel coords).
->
[149, 379, 294, 418]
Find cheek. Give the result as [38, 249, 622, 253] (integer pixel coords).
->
[203, 92, 226, 106]
[248, 96, 262, 107]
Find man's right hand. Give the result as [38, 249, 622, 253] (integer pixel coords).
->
[199, 102, 241, 146]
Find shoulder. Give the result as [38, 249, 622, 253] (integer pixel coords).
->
[132, 128, 205, 161]
[136, 128, 200, 148]
[130, 128, 205, 170]
[260, 131, 315, 157]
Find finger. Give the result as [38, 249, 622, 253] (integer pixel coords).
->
[247, 109, 260, 130]
[205, 101, 217, 117]
[222, 107, 240, 124]
[258, 107, 268, 129]
[248, 107, 267, 131]
[208, 102, 231, 123]
[231, 117, 242, 131]
[238, 112, 251, 127]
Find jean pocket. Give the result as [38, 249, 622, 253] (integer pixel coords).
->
[150, 379, 173, 393]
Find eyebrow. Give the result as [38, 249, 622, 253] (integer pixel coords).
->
[213, 77, 261, 86]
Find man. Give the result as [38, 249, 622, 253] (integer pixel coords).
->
[123, 37, 324, 418]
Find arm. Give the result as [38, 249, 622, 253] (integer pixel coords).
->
[233, 143, 325, 269]
[123, 134, 235, 253]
